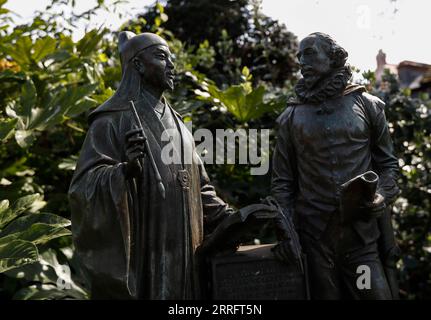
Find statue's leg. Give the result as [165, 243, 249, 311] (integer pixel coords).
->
[300, 232, 342, 300]
[339, 243, 392, 300]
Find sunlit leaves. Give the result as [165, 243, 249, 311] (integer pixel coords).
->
[0, 194, 71, 274]
[32, 37, 57, 63]
[0, 118, 17, 141]
[195, 78, 285, 123]
[0, 194, 43, 229]
[77, 28, 107, 57]
[6, 248, 89, 300]
[0, 240, 38, 273]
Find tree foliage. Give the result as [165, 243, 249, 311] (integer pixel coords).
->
[137, 0, 299, 86]
[0, 0, 429, 300]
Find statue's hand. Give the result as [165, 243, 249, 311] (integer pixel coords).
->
[274, 212, 290, 240]
[359, 192, 386, 219]
[124, 128, 146, 179]
[271, 239, 297, 266]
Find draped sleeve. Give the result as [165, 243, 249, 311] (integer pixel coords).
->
[68, 114, 135, 298]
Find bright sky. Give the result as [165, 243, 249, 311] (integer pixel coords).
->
[6, 0, 430, 72]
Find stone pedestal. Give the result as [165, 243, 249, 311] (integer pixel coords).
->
[211, 244, 308, 300]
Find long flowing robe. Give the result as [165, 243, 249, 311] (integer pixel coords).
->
[69, 94, 231, 299]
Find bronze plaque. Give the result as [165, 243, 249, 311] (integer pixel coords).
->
[211, 244, 308, 300]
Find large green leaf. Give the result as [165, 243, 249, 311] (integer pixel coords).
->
[32, 36, 57, 62]
[15, 129, 35, 148]
[0, 223, 71, 246]
[244, 85, 268, 120]
[77, 28, 107, 57]
[0, 200, 8, 213]
[196, 79, 281, 123]
[0, 213, 70, 238]
[13, 284, 70, 300]
[201, 82, 272, 123]
[0, 194, 41, 229]
[65, 96, 98, 118]
[0, 240, 38, 273]
[28, 83, 98, 130]
[6, 36, 33, 67]
[0, 69, 26, 81]
[8, 249, 89, 300]
[19, 79, 37, 127]
[6, 249, 68, 284]
[58, 156, 78, 171]
[0, 118, 17, 141]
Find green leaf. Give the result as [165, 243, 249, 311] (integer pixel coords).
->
[12, 223, 71, 245]
[160, 13, 168, 22]
[13, 284, 69, 300]
[19, 79, 37, 128]
[0, 70, 26, 81]
[8, 249, 89, 300]
[0, 194, 41, 230]
[0, 200, 9, 214]
[58, 156, 78, 171]
[32, 37, 57, 62]
[156, 2, 164, 13]
[6, 36, 33, 67]
[0, 240, 38, 273]
[242, 66, 250, 78]
[28, 83, 98, 130]
[13, 282, 89, 300]
[0, 118, 17, 141]
[77, 28, 106, 57]
[65, 97, 97, 118]
[6, 249, 65, 285]
[0, 213, 71, 238]
[5, 257, 59, 284]
[15, 129, 35, 148]
[199, 82, 276, 123]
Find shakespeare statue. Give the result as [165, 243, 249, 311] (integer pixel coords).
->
[271, 32, 400, 299]
[68, 32, 243, 299]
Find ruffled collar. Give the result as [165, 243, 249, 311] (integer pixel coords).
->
[295, 65, 352, 104]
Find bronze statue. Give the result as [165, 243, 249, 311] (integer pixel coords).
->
[271, 32, 400, 299]
[68, 32, 241, 299]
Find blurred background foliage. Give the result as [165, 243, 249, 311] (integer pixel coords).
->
[0, 0, 429, 300]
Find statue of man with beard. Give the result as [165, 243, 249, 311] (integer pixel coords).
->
[69, 32, 242, 299]
[271, 33, 400, 299]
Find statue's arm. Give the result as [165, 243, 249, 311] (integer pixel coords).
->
[196, 155, 235, 236]
[271, 108, 298, 215]
[365, 94, 400, 205]
[70, 116, 128, 188]
[69, 115, 130, 244]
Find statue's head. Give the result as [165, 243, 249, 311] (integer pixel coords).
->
[297, 32, 348, 88]
[118, 32, 175, 93]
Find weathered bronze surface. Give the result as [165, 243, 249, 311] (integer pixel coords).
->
[271, 32, 400, 299]
[68, 32, 240, 299]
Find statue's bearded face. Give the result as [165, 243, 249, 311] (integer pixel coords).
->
[134, 44, 175, 91]
[297, 36, 332, 89]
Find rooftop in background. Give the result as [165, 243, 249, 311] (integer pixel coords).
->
[376, 49, 431, 94]
[261, 0, 430, 72]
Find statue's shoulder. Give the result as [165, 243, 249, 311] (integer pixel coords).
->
[276, 104, 298, 126]
[88, 98, 129, 125]
[344, 85, 386, 116]
[359, 91, 385, 110]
